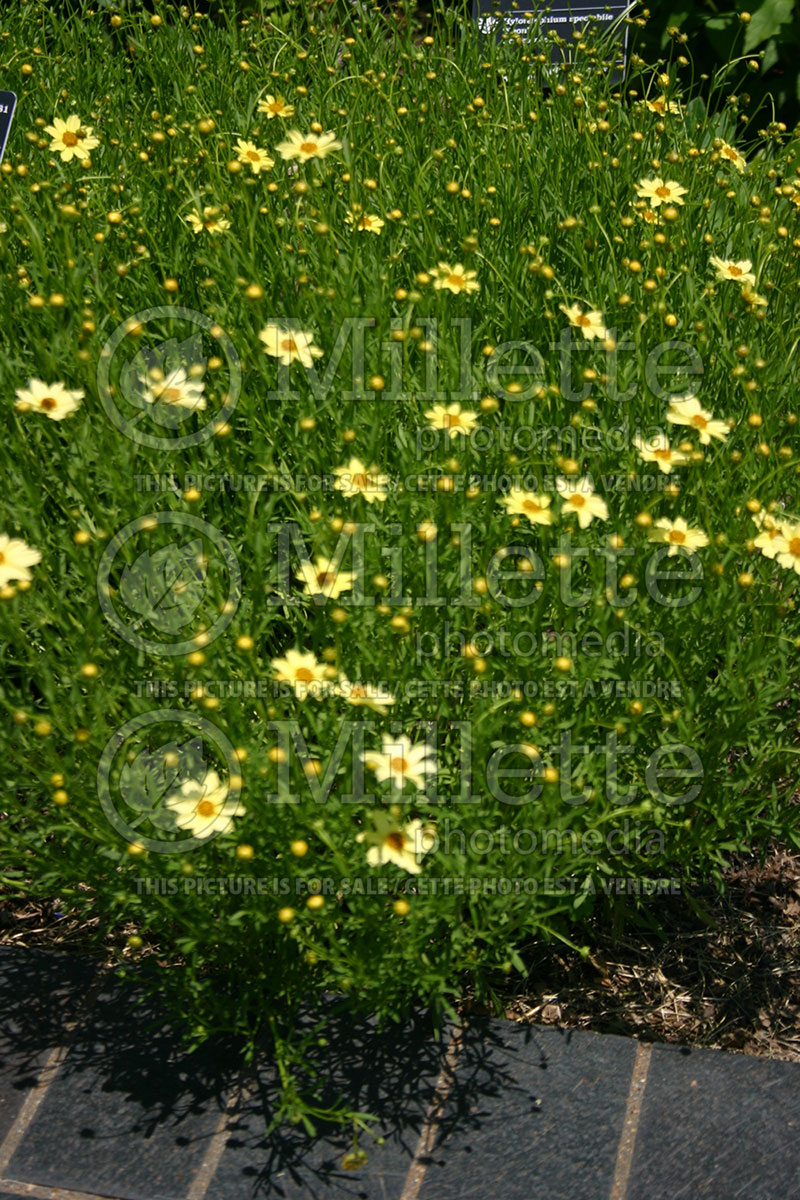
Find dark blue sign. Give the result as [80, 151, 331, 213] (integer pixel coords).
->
[0, 92, 17, 165]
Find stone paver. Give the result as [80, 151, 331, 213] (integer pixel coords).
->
[0, 948, 799, 1200]
[627, 1042, 800, 1200]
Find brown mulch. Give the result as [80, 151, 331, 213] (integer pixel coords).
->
[3, 844, 800, 1060]
[489, 843, 800, 1061]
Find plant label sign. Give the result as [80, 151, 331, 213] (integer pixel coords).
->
[0, 92, 17, 166]
[473, 1, 630, 68]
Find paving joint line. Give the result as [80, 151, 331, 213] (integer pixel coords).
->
[0, 975, 105, 1184]
[186, 1071, 252, 1200]
[398, 1023, 464, 1200]
[609, 1041, 653, 1200]
[0, 1179, 126, 1200]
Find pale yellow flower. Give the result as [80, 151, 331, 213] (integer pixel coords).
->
[646, 95, 681, 115]
[356, 810, 436, 875]
[0, 535, 41, 587]
[165, 770, 244, 838]
[633, 432, 688, 474]
[345, 211, 384, 234]
[15, 378, 83, 421]
[186, 206, 231, 235]
[501, 488, 554, 526]
[556, 476, 609, 528]
[296, 555, 356, 602]
[44, 114, 99, 162]
[333, 458, 389, 503]
[271, 648, 330, 700]
[635, 177, 687, 207]
[752, 511, 787, 560]
[424, 402, 479, 436]
[666, 396, 729, 444]
[648, 517, 709, 556]
[360, 734, 436, 791]
[709, 256, 756, 285]
[559, 303, 607, 340]
[775, 522, 800, 576]
[431, 262, 480, 295]
[336, 677, 395, 713]
[141, 367, 206, 412]
[275, 130, 342, 162]
[259, 324, 323, 369]
[718, 141, 747, 172]
[235, 139, 274, 174]
[256, 94, 295, 119]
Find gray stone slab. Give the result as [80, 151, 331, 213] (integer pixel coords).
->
[6, 977, 234, 1200]
[209, 1007, 452, 1199]
[0, 947, 96, 1146]
[628, 1042, 800, 1200]
[417, 1021, 638, 1200]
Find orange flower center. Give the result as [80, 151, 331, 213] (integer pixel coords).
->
[281, 337, 298, 353]
[268, 101, 283, 113]
[789, 537, 800, 557]
[300, 141, 318, 155]
[196, 799, 216, 818]
[441, 412, 462, 428]
[728, 265, 743, 277]
[62, 131, 79, 147]
[351, 473, 369, 488]
[163, 387, 183, 403]
[691, 414, 708, 429]
[386, 831, 406, 851]
[522, 499, 541, 513]
[446, 273, 464, 288]
[350, 684, 366, 698]
[569, 494, 586, 508]
[246, 150, 260, 161]
[668, 529, 686, 544]
[0, 553, 5, 564]
[655, 185, 670, 198]
[578, 314, 592, 327]
[295, 667, 315, 682]
[390, 756, 408, 773]
[40, 397, 57, 411]
[316, 570, 336, 586]
[653, 448, 671, 460]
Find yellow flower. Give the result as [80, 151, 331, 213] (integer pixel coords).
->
[259, 323, 323, 369]
[336, 677, 395, 713]
[556, 476, 609, 528]
[275, 130, 342, 162]
[709, 256, 756, 285]
[431, 262, 480, 295]
[345, 210, 384, 234]
[741, 285, 768, 308]
[424, 402, 479, 436]
[752, 511, 787, 560]
[142, 367, 206, 412]
[635, 176, 687, 207]
[333, 458, 389, 503]
[501, 487, 554, 525]
[633, 432, 688, 474]
[646, 95, 681, 116]
[256, 94, 295, 119]
[235, 138, 274, 174]
[718, 141, 747, 172]
[637, 206, 661, 226]
[356, 809, 436, 875]
[0, 535, 41, 587]
[360, 734, 436, 791]
[666, 395, 729, 444]
[44, 114, 99, 162]
[165, 770, 244, 838]
[271, 648, 330, 700]
[775, 522, 800, 576]
[648, 517, 709, 556]
[296, 555, 356, 602]
[15, 378, 83, 421]
[559, 302, 608, 340]
[186, 206, 231, 235]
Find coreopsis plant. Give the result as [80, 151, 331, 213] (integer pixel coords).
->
[1, 0, 799, 1134]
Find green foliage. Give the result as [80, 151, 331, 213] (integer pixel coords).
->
[1, 0, 800, 1129]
